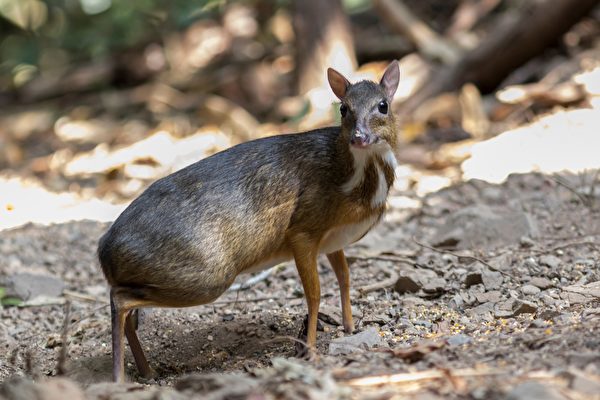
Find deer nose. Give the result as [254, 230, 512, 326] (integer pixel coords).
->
[350, 129, 369, 147]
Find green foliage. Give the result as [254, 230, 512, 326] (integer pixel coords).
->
[343, 0, 371, 14]
[0, 287, 23, 307]
[0, 0, 220, 88]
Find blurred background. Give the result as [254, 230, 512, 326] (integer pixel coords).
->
[0, 0, 599, 230]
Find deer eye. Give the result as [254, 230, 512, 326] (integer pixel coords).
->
[378, 100, 388, 114]
[340, 104, 348, 117]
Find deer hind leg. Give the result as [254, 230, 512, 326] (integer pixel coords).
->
[125, 309, 157, 379]
[110, 288, 155, 382]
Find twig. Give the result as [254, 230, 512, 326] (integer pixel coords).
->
[228, 268, 275, 292]
[260, 335, 322, 362]
[531, 239, 599, 256]
[358, 268, 400, 296]
[261, 335, 309, 348]
[57, 300, 71, 376]
[68, 304, 110, 327]
[550, 175, 593, 208]
[412, 237, 514, 278]
[20, 296, 65, 307]
[536, 233, 600, 241]
[343, 367, 508, 387]
[63, 290, 108, 303]
[24, 349, 34, 377]
[211, 295, 305, 305]
[347, 254, 416, 265]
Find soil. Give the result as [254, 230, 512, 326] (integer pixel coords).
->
[1, 169, 599, 399]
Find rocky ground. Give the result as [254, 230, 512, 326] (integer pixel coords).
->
[0, 169, 599, 399]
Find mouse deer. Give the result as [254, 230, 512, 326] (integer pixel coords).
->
[98, 61, 400, 382]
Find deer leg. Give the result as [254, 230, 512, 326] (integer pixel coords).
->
[326, 250, 354, 333]
[125, 309, 157, 379]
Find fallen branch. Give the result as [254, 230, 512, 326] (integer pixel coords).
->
[446, 0, 502, 37]
[343, 367, 508, 387]
[373, 0, 460, 64]
[549, 175, 595, 209]
[412, 237, 514, 278]
[355, 34, 414, 63]
[63, 290, 108, 304]
[531, 239, 599, 256]
[358, 268, 400, 296]
[211, 294, 311, 305]
[346, 254, 416, 265]
[228, 268, 275, 292]
[57, 301, 71, 376]
[398, 0, 600, 118]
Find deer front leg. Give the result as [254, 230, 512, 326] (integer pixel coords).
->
[327, 250, 354, 333]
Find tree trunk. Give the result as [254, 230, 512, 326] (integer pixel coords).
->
[399, 0, 599, 117]
[293, 0, 357, 94]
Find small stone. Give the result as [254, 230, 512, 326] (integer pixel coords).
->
[447, 334, 471, 346]
[422, 277, 447, 294]
[413, 320, 432, 328]
[475, 290, 503, 303]
[512, 300, 537, 315]
[563, 281, 600, 298]
[553, 312, 576, 324]
[582, 308, 600, 318]
[570, 375, 600, 395]
[540, 294, 556, 306]
[318, 305, 343, 326]
[521, 285, 541, 296]
[529, 277, 553, 289]
[488, 253, 512, 271]
[568, 352, 600, 367]
[429, 204, 538, 250]
[460, 290, 477, 305]
[538, 309, 559, 320]
[46, 334, 63, 349]
[395, 275, 421, 294]
[506, 381, 567, 400]
[471, 387, 489, 400]
[449, 293, 464, 309]
[363, 313, 390, 325]
[328, 327, 383, 355]
[3, 273, 65, 301]
[574, 258, 595, 268]
[561, 292, 589, 304]
[468, 302, 494, 319]
[494, 300, 515, 318]
[465, 272, 483, 287]
[528, 319, 548, 329]
[397, 318, 413, 328]
[519, 236, 535, 248]
[482, 270, 503, 290]
[174, 373, 257, 396]
[539, 255, 561, 269]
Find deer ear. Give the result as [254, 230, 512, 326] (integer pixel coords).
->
[380, 60, 400, 100]
[327, 68, 350, 100]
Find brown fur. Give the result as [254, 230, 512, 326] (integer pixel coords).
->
[98, 61, 401, 382]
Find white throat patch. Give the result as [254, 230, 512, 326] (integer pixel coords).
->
[342, 144, 397, 207]
[342, 147, 369, 193]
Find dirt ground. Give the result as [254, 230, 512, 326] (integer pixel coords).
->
[1, 168, 599, 399]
